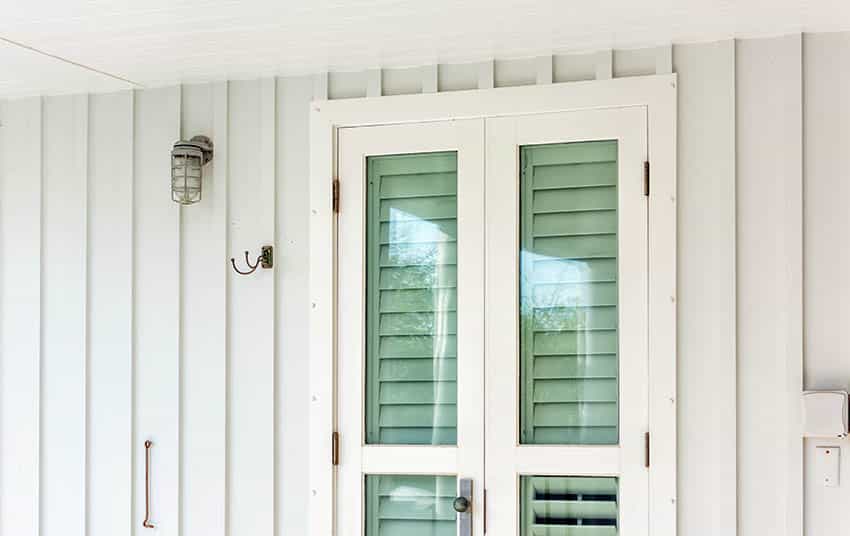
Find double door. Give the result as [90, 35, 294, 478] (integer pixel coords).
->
[337, 107, 648, 536]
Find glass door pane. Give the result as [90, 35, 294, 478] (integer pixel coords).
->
[519, 141, 619, 445]
[365, 152, 459, 445]
[365, 475, 457, 536]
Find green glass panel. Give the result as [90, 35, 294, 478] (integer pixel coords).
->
[366, 152, 458, 445]
[365, 475, 457, 536]
[520, 141, 619, 445]
[521, 476, 618, 536]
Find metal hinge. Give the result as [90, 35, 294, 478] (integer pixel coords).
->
[483, 488, 487, 533]
[332, 431, 340, 466]
[643, 161, 650, 197]
[644, 432, 651, 468]
[332, 179, 340, 213]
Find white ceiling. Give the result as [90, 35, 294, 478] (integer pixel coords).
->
[1, 0, 848, 98]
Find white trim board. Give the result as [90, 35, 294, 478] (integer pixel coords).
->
[309, 74, 677, 536]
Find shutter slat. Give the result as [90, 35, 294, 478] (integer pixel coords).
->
[523, 140, 616, 165]
[531, 526, 618, 536]
[380, 358, 458, 381]
[532, 235, 617, 259]
[531, 500, 617, 518]
[379, 383, 458, 405]
[379, 197, 457, 220]
[380, 242, 457, 267]
[532, 188, 616, 213]
[533, 355, 617, 379]
[531, 162, 617, 190]
[380, 265, 458, 289]
[379, 289, 457, 313]
[378, 335, 457, 359]
[533, 403, 618, 426]
[379, 311, 458, 336]
[532, 258, 617, 284]
[532, 379, 617, 403]
[533, 332, 618, 355]
[532, 306, 617, 331]
[379, 171, 457, 197]
[534, 212, 617, 236]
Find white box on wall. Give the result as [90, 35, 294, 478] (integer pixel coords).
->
[803, 390, 849, 438]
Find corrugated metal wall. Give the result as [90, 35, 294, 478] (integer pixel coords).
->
[0, 32, 847, 536]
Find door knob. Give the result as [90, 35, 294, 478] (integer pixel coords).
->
[453, 496, 470, 513]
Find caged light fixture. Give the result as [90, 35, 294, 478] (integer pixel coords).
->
[171, 135, 213, 205]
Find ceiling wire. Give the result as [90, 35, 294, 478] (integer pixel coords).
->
[0, 35, 143, 88]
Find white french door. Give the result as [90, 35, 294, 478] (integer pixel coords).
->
[337, 119, 486, 536]
[336, 107, 649, 536]
[485, 107, 648, 536]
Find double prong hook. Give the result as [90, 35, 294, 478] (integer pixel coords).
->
[230, 245, 274, 275]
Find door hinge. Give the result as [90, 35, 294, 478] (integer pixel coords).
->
[332, 178, 340, 213]
[643, 161, 650, 197]
[332, 431, 340, 466]
[644, 431, 651, 468]
[483, 488, 487, 534]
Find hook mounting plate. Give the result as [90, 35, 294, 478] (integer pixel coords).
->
[260, 245, 274, 269]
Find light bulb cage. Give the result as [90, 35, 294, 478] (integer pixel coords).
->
[171, 135, 213, 205]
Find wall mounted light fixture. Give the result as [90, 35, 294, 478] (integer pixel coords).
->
[171, 135, 213, 205]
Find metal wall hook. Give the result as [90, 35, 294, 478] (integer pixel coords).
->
[143, 440, 155, 529]
[230, 245, 273, 275]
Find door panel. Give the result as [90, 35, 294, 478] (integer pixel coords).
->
[486, 107, 648, 536]
[337, 120, 485, 536]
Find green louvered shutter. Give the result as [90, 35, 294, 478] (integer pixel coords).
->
[521, 476, 619, 536]
[365, 151, 458, 445]
[519, 140, 619, 445]
[365, 475, 456, 536]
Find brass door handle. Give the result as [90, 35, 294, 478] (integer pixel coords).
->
[143, 440, 155, 528]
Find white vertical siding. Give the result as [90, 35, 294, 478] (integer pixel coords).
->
[0, 96, 42, 536]
[227, 78, 276, 536]
[180, 82, 228, 536]
[673, 40, 737, 536]
[277, 75, 314, 536]
[802, 31, 850, 536]
[133, 86, 182, 535]
[40, 94, 88, 536]
[88, 90, 134, 536]
[736, 34, 804, 536]
[0, 32, 847, 536]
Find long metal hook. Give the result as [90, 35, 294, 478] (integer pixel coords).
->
[231, 251, 260, 275]
[143, 440, 155, 529]
[230, 245, 274, 275]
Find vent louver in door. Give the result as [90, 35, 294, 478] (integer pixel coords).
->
[365, 151, 459, 445]
[519, 140, 619, 445]
[521, 476, 618, 536]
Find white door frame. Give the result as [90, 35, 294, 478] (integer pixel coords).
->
[310, 75, 677, 536]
